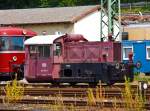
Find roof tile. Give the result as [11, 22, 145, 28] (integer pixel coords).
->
[0, 5, 100, 25]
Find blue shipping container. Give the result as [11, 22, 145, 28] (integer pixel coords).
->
[122, 40, 150, 75]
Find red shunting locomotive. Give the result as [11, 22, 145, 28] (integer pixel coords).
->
[0, 27, 36, 80]
[24, 34, 134, 85]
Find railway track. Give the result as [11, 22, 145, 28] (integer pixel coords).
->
[1, 83, 149, 97]
[0, 96, 150, 110]
[1, 86, 150, 98]
[0, 82, 143, 88]
[0, 83, 150, 110]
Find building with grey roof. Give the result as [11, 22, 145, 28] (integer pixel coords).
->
[0, 5, 104, 41]
[0, 5, 100, 25]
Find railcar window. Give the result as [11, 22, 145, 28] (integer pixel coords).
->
[54, 42, 62, 56]
[123, 47, 133, 60]
[146, 47, 150, 59]
[12, 37, 24, 50]
[0, 37, 24, 51]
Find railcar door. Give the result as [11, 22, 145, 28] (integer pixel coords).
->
[133, 42, 146, 73]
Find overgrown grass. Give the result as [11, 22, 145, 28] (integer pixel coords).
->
[121, 5, 150, 13]
[134, 74, 150, 82]
[86, 79, 147, 111]
[123, 76, 145, 111]
[4, 76, 24, 104]
[2, 76, 148, 110]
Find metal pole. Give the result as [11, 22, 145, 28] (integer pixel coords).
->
[118, 0, 122, 41]
[108, 0, 112, 35]
[100, 0, 121, 41]
[100, 0, 103, 41]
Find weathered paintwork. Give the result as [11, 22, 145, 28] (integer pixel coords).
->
[63, 42, 121, 63]
[25, 34, 134, 84]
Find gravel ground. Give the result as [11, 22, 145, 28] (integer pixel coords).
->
[0, 103, 131, 111]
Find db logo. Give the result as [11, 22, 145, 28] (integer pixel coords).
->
[13, 56, 17, 61]
[42, 63, 47, 67]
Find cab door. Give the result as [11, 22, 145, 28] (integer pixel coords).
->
[28, 45, 52, 80]
[35, 45, 52, 78]
[28, 45, 38, 78]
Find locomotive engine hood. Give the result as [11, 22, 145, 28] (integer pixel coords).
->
[24, 33, 88, 45]
[54, 34, 88, 43]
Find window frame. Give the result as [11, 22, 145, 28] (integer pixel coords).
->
[54, 42, 62, 56]
[29, 45, 50, 58]
[123, 46, 133, 60]
[146, 46, 150, 60]
[0, 36, 24, 51]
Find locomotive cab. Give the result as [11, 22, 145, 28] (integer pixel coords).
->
[24, 35, 63, 82]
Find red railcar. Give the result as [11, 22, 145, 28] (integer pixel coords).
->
[0, 27, 36, 80]
[24, 34, 134, 85]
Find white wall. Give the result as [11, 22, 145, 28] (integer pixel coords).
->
[74, 11, 101, 41]
[74, 11, 121, 41]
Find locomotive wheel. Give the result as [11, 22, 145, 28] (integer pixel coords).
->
[106, 81, 115, 86]
[11, 73, 23, 80]
[70, 82, 76, 86]
[145, 73, 150, 76]
[11, 74, 16, 80]
[89, 82, 98, 86]
[51, 82, 60, 86]
[17, 73, 24, 80]
[129, 76, 134, 82]
[16, 65, 24, 80]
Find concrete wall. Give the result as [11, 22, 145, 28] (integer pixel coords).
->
[18, 23, 74, 35]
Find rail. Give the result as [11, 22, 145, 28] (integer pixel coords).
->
[0, 83, 150, 110]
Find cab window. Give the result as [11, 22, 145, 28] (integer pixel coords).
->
[29, 45, 50, 58]
[54, 42, 62, 56]
[29, 46, 38, 59]
[38, 45, 50, 58]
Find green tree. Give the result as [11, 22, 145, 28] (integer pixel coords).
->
[59, 0, 77, 7]
[49, 0, 59, 7]
[0, 0, 40, 9]
[40, 0, 49, 7]
[0, 0, 148, 9]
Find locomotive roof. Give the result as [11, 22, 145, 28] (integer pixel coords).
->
[0, 27, 37, 36]
[24, 34, 64, 45]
